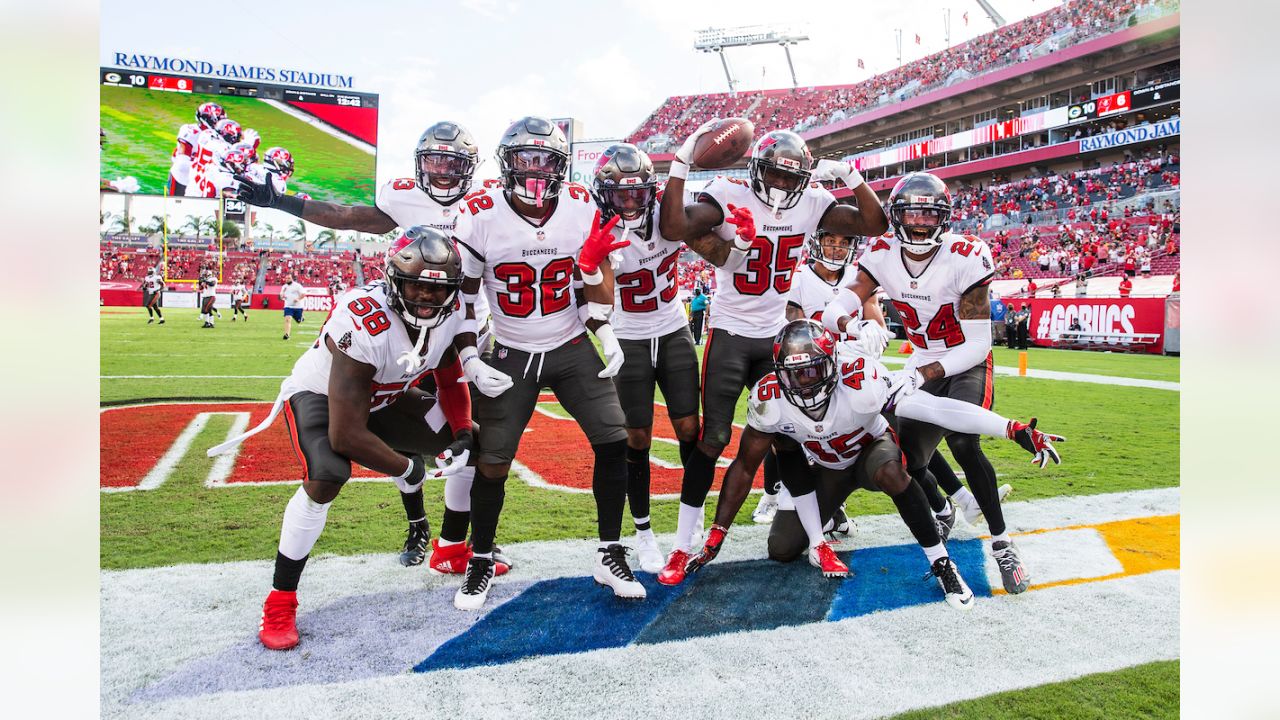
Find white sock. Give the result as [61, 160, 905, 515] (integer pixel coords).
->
[472, 551, 492, 559]
[443, 465, 474, 512]
[921, 542, 948, 565]
[633, 515, 651, 528]
[951, 486, 976, 509]
[991, 532, 1011, 546]
[793, 491, 825, 548]
[674, 503, 704, 551]
[437, 537, 462, 547]
[277, 486, 332, 560]
[936, 498, 954, 518]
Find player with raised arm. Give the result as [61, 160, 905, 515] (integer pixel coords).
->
[654, 123, 889, 585]
[168, 102, 224, 196]
[235, 121, 502, 575]
[450, 116, 641, 610]
[681, 320, 1062, 610]
[591, 143, 700, 573]
[140, 266, 164, 324]
[824, 171, 1038, 593]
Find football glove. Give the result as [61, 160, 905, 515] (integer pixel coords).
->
[459, 348, 513, 398]
[432, 431, 474, 478]
[234, 170, 282, 207]
[1006, 418, 1065, 469]
[886, 368, 926, 412]
[593, 323, 625, 379]
[393, 455, 428, 493]
[684, 524, 728, 576]
[846, 320, 893, 359]
[578, 210, 628, 275]
[674, 117, 723, 167]
[813, 158, 866, 190]
[724, 203, 761, 252]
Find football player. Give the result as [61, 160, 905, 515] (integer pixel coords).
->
[683, 321, 1062, 609]
[450, 116, 642, 610]
[241, 146, 292, 198]
[187, 119, 243, 198]
[208, 227, 483, 650]
[230, 280, 248, 321]
[168, 102, 224, 196]
[824, 171, 1032, 593]
[592, 143, 699, 573]
[654, 124, 889, 585]
[234, 121, 502, 575]
[198, 269, 218, 328]
[140, 267, 164, 324]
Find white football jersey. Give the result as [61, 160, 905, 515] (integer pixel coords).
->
[787, 262, 852, 322]
[144, 272, 163, 293]
[610, 207, 687, 340]
[855, 232, 994, 367]
[186, 129, 232, 198]
[199, 277, 217, 298]
[376, 176, 499, 333]
[281, 281, 463, 416]
[454, 182, 599, 353]
[245, 162, 287, 195]
[170, 122, 204, 185]
[698, 176, 835, 338]
[232, 284, 247, 301]
[747, 349, 892, 470]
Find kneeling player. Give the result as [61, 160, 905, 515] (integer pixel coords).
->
[211, 227, 495, 650]
[681, 320, 1062, 610]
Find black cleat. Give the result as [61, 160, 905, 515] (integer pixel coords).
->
[454, 556, 495, 610]
[399, 520, 431, 566]
[934, 497, 956, 543]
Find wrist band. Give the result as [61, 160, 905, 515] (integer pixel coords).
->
[668, 161, 689, 180]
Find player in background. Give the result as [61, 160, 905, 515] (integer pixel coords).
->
[824, 171, 1033, 593]
[238, 146, 292, 198]
[231, 280, 248, 321]
[280, 274, 305, 340]
[235, 121, 503, 573]
[680, 320, 1062, 609]
[591, 143, 699, 573]
[187, 119, 243, 198]
[451, 116, 641, 610]
[654, 123, 889, 585]
[140, 267, 165, 324]
[198, 269, 218, 328]
[168, 102, 224, 196]
[207, 228, 480, 650]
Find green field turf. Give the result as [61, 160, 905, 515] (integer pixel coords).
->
[99, 85, 376, 204]
[883, 344, 1181, 383]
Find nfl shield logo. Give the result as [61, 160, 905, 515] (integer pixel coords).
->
[536, 230, 547, 242]
[498, 348, 508, 359]
[648, 242, 656, 251]
[815, 424, 823, 432]
[910, 281, 918, 289]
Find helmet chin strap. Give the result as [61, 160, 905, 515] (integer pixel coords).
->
[396, 319, 430, 373]
[767, 187, 787, 216]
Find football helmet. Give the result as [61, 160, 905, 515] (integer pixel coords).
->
[772, 319, 838, 412]
[415, 121, 479, 205]
[592, 142, 657, 240]
[220, 148, 250, 175]
[887, 172, 952, 253]
[264, 147, 294, 179]
[808, 228, 858, 271]
[495, 116, 570, 207]
[196, 102, 226, 130]
[384, 225, 463, 329]
[215, 119, 243, 145]
[748, 130, 813, 213]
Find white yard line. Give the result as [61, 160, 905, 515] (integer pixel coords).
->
[878, 356, 1180, 391]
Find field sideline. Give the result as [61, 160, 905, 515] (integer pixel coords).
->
[100, 307, 1180, 718]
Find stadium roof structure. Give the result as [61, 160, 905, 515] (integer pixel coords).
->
[694, 24, 810, 93]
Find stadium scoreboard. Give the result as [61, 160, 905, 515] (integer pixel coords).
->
[100, 67, 379, 109]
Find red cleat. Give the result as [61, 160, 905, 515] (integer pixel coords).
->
[429, 539, 509, 576]
[258, 589, 299, 650]
[656, 548, 692, 586]
[808, 541, 850, 578]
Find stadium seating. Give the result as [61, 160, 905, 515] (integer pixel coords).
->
[261, 251, 358, 288]
[627, 0, 1170, 148]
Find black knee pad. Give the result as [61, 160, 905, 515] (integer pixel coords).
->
[945, 433, 983, 463]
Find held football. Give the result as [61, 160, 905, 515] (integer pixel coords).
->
[691, 117, 755, 169]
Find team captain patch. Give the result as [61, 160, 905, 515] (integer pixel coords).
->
[338, 331, 353, 351]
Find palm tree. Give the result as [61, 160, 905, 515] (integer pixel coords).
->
[201, 216, 220, 241]
[109, 215, 130, 234]
[100, 211, 117, 232]
[262, 222, 276, 241]
[315, 228, 338, 247]
[286, 219, 307, 242]
[182, 214, 203, 240]
[138, 214, 166, 236]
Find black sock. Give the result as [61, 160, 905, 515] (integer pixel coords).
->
[679, 447, 718, 508]
[400, 488, 425, 523]
[593, 440, 628, 543]
[625, 445, 651, 530]
[929, 452, 965, 496]
[890, 479, 942, 548]
[154, 308, 162, 319]
[763, 449, 781, 496]
[440, 508, 470, 544]
[468, 469, 507, 554]
[272, 551, 308, 592]
[678, 439, 696, 466]
[948, 434, 1006, 536]
[911, 466, 949, 514]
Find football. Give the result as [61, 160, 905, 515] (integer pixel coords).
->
[691, 117, 755, 169]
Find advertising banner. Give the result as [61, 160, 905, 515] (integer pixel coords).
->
[568, 139, 620, 186]
[1079, 118, 1180, 152]
[1029, 297, 1166, 354]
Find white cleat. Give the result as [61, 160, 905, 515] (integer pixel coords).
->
[752, 492, 779, 524]
[593, 544, 646, 599]
[929, 556, 975, 611]
[453, 556, 495, 611]
[634, 529, 664, 574]
[959, 484, 1014, 526]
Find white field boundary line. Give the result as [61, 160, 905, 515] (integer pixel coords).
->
[879, 356, 1179, 391]
[259, 98, 375, 154]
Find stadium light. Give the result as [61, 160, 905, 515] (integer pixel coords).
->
[694, 24, 810, 93]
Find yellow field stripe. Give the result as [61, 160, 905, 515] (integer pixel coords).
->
[101, 106, 137, 123]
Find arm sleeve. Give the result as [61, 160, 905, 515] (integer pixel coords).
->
[938, 319, 992, 377]
[893, 390, 1008, 438]
[822, 286, 862, 335]
[432, 353, 472, 437]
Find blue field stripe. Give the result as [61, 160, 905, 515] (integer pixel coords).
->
[828, 539, 992, 621]
[415, 575, 687, 673]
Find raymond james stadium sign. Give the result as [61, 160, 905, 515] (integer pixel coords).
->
[1080, 118, 1180, 152]
[110, 52, 354, 89]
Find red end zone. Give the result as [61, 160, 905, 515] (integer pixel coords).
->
[100, 399, 762, 495]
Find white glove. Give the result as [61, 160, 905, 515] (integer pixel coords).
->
[594, 323, 624, 378]
[110, 176, 140, 193]
[886, 368, 926, 411]
[674, 118, 723, 167]
[459, 346, 513, 397]
[432, 445, 471, 478]
[847, 320, 893, 359]
[813, 159, 865, 191]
